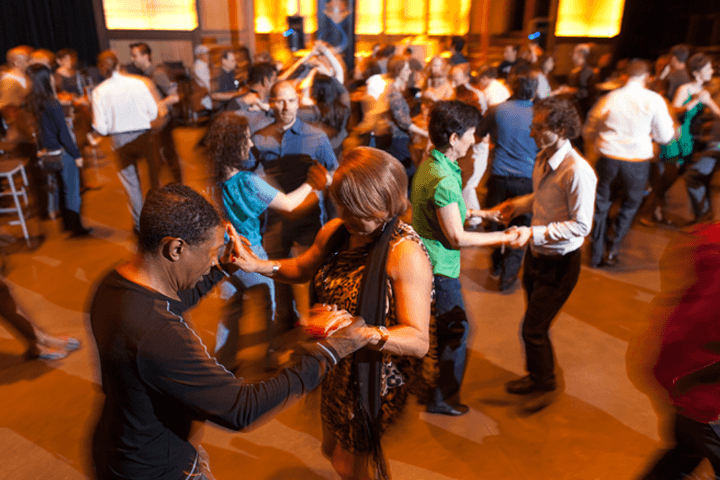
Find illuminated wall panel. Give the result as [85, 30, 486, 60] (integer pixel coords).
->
[386, 0, 426, 34]
[255, 0, 317, 33]
[555, 0, 625, 37]
[301, 0, 318, 33]
[103, 0, 198, 30]
[428, 0, 470, 35]
[356, 0, 383, 35]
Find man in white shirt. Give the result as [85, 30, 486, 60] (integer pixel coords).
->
[191, 45, 212, 111]
[583, 59, 675, 267]
[478, 65, 511, 107]
[92, 50, 159, 231]
[493, 97, 597, 396]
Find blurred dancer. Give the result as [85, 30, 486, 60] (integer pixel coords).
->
[0, 266, 79, 360]
[640, 222, 720, 479]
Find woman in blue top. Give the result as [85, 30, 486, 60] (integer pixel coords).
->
[205, 112, 330, 370]
[26, 63, 90, 236]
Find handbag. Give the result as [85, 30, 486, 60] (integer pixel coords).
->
[32, 132, 64, 172]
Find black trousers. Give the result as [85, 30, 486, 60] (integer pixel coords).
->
[641, 412, 720, 479]
[521, 248, 582, 383]
[152, 118, 183, 184]
[486, 175, 533, 288]
[591, 156, 650, 265]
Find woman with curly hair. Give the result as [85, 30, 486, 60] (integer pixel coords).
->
[205, 112, 330, 370]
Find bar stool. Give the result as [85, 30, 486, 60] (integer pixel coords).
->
[0, 158, 31, 246]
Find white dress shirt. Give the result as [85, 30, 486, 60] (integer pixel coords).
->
[514, 139, 598, 255]
[192, 59, 212, 110]
[483, 79, 511, 107]
[91, 71, 158, 137]
[583, 79, 675, 161]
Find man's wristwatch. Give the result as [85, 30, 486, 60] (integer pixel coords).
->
[375, 326, 390, 351]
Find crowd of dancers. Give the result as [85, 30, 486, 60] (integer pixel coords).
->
[1, 36, 720, 480]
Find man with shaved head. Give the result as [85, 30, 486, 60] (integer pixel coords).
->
[251, 80, 338, 364]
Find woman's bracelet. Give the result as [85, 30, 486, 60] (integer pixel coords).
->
[267, 261, 281, 277]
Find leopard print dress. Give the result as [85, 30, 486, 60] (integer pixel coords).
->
[314, 221, 438, 454]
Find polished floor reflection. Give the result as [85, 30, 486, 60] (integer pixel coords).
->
[0, 126, 716, 479]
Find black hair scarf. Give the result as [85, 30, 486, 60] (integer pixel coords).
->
[353, 215, 398, 480]
[313, 215, 399, 479]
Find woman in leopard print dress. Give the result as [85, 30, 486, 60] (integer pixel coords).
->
[233, 147, 435, 479]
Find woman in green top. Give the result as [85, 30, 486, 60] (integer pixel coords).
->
[647, 53, 720, 225]
[411, 100, 516, 415]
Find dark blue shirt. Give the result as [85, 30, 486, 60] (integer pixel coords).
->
[252, 118, 338, 227]
[39, 100, 82, 159]
[217, 69, 238, 93]
[478, 99, 538, 178]
[252, 118, 337, 172]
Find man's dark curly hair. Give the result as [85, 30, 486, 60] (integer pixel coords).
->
[534, 97, 582, 140]
[205, 112, 255, 180]
[138, 184, 221, 253]
[429, 100, 481, 149]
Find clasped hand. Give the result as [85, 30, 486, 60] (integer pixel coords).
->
[220, 222, 260, 273]
[488, 200, 516, 225]
[504, 226, 532, 248]
[307, 162, 333, 190]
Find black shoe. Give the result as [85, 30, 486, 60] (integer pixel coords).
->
[70, 226, 93, 238]
[505, 375, 556, 395]
[66, 211, 93, 238]
[601, 251, 619, 267]
[426, 403, 470, 416]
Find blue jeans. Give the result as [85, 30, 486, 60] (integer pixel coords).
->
[49, 150, 81, 214]
[215, 244, 276, 369]
[430, 275, 469, 408]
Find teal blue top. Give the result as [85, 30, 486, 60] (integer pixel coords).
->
[221, 171, 279, 246]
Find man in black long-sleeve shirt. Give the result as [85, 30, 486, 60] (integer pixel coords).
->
[89, 184, 369, 480]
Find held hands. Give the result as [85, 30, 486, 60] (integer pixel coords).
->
[301, 303, 373, 359]
[505, 226, 532, 248]
[471, 208, 503, 223]
[222, 222, 259, 273]
[489, 201, 516, 225]
[300, 304, 354, 338]
[306, 162, 332, 190]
